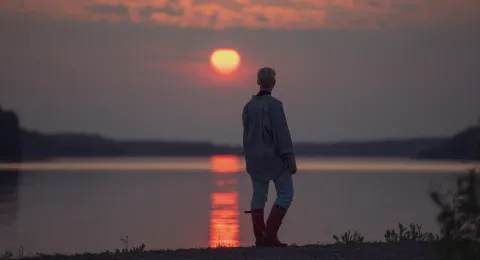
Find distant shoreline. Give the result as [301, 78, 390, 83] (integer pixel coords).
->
[15, 124, 480, 162]
[21, 129, 451, 161]
[2, 106, 479, 163]
[13, 154, 479, 163]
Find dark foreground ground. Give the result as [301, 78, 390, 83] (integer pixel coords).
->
[21, 242, 438, 260]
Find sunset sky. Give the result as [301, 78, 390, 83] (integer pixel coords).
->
[1, 0, 479, 144]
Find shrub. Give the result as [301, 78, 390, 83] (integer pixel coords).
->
[332, 230, 364, 244]
[384, 223, 438, 243]
[429, 168, 480, 260]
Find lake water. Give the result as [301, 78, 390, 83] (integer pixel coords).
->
[0, 156, 473, 255]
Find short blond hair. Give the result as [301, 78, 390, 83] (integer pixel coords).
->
[257, 67, 276, 87]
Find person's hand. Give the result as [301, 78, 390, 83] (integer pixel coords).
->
[283, 154, 297, 175]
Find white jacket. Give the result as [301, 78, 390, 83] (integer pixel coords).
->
[242, 94, 294, 181]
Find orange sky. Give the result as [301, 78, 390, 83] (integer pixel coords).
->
[1, 0, 479, 29]
[1, 0, 479, 143]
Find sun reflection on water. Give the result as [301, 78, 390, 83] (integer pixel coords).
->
[211, 155, 241, 173]
[209, 155, 240, 248]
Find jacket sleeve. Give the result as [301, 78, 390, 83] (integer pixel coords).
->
[270, 102, 294, 156]
[242, 104, 248, 155]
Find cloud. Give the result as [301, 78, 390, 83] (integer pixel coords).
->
[0, 0, 479, 29]
[390, 3, 420, 12]
[88, 4, 130, 17]
[193, 0, 245, 12]
[140, 5, 184, 19]
[367, 1, 382, 8]
[256, 15, 269, 22]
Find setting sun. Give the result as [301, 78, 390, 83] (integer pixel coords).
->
[210, 49, 241, 75]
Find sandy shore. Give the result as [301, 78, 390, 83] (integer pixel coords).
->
[22, 242, 437, 260]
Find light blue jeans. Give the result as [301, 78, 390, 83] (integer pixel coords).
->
[250, 171, 294, 210]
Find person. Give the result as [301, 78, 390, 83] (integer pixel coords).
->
[242, 67, 297, 247]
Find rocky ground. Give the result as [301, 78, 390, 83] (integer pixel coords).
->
[19, 242, 438, 260]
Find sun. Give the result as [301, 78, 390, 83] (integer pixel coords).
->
[210, 49, 241, 75]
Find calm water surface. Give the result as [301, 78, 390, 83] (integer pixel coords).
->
[0, 157, 472, 255]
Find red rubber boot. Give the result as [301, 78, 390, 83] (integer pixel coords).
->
[249, 208, 266, 246]
[262, 204, 288, 247]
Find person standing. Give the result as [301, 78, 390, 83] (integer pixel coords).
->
[242, 67, 297, 247]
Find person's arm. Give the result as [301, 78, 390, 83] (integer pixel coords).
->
[270, 102, 294, 155]
[242, 104, 249, 155]
[270, 102, 297, 174]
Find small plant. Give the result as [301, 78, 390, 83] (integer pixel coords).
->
[215, 243, 236, 248]
[384, 223, 438, 242]
[430, 167, 480, 260]
[332, 230, 364, 244]
[121, 235, 129, 251]
[17, 245, 24, 259]
[115, 236, 146, 254]
[1, 250, 13, 260]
